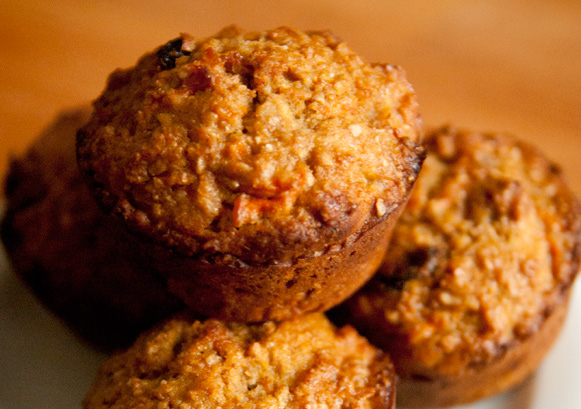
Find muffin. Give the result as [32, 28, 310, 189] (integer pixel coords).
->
[76, 26, 424, 322]
[83, 312, 396, 409]
[338, 126, 581, 407]
[1, 106, 184, 348]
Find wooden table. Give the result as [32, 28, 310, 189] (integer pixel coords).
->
[1, 0, 580, 193]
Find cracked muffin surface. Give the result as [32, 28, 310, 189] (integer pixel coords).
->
[341, 126, 581, 406]
[77, 26, 423, 264]
[83, 313, 396, 409]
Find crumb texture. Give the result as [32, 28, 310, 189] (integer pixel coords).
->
[77, 26, 422, 262]
[348, 127, 581, 376]
[83, 313, 395, 409]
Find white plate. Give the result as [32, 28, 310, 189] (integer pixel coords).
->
[1, 241, 580, 409]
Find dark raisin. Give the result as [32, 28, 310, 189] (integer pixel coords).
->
[377, 275, 408, 291]
[157, 38, 191, 70]
[379, 246, 443, 290]
[406, 247, 432, 268]
[549, 163, 561, 175]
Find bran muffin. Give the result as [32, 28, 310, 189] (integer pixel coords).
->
[1, 106, 184, 348]
[83, 312, 396, 409]
[339, 126, 581, 407]
[77, 26, 424, 321]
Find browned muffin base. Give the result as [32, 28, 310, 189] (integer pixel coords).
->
[397, 292, 571, 407]
[153, 206, 404, 322]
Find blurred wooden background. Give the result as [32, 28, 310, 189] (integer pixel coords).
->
[1, 0, 580, 194]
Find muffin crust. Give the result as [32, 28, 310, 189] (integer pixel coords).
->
[83, 313, 396, 409]
[341, 126, 581, 406]
[76, 26, 424, 321]
[77, 26, 423, 264]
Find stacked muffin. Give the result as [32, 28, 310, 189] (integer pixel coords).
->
[2, 26, 579, 409]
[75, 26, 424, 323]
[3, 26, 425, 408]
[0, 106, 185, 348]
[337, 126, 581, 407]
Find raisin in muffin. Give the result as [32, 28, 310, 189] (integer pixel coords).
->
[339, 126, 581, 407]
[1, 106, 183, 348]
[77, 26, 424, 322]
[83, 312, 396, 409]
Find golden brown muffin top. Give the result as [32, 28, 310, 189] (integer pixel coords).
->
[83, 313, 395, 409]
[77, 26, 422, 263]
[348, 127, 581, 376]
